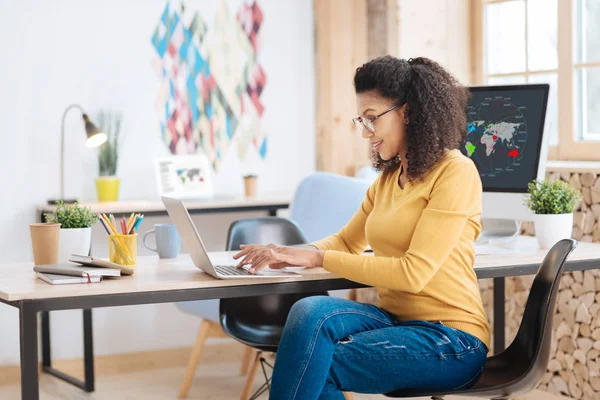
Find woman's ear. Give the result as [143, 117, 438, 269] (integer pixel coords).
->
[400, 104, 410, 124]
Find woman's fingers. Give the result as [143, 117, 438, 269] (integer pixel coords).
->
[247, 253, 270, 273]
[233, 247, 251, 260]
[249, 256, 274, 274]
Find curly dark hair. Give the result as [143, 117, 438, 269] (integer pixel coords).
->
[354, 56, 471, 181]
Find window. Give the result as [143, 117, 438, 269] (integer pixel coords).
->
[479, 0, 600, 160]
[576, 0, 600, 141]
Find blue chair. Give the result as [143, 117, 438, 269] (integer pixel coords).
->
[290, 172, 373, 243]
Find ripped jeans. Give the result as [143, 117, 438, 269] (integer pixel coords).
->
[269, 296, 488, 400]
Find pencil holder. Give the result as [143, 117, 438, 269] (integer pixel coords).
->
[108, 234, 137, 267]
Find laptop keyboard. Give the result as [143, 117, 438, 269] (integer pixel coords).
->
[214, 264, 253, 276]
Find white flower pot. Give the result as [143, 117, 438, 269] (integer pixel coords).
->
[58, 228, 92, 263]
[533, 213, 573, 249]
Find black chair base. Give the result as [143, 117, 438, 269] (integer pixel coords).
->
[247, 352, 274, 400]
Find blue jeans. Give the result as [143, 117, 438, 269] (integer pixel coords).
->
[269, 296, 488, 400]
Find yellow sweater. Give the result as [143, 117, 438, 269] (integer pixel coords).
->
[311, 150, 491, 348]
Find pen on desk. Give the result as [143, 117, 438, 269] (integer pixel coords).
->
[133, 214, 144, 232]
[97, 215, 111, 235]
[126, 213, 134, 231]
[100, 214, 116, 235]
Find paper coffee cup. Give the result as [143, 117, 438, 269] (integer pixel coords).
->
[243, 175, 257, 198]
[30, 223, 61, 265]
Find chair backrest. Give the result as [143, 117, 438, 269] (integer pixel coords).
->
[226, 217, 307, 250]
[221, 217, 324, 332]
[500, 238, 577, 393]
[290, 172, 372, 243]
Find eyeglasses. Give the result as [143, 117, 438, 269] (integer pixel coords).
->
[352, 104, 401, 134]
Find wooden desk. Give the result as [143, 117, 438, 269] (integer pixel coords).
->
[2, 238, 599, 400]
[36, 193, 291, 393]
[37, 193, 292, 221]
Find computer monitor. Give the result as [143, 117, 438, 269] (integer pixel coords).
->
[459, 84, 550, 229]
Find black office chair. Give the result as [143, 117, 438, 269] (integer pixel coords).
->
[220, 217, 328, 400]
[385, 238, 577, 400]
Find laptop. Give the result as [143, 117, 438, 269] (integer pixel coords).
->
[161, 196, 301, 279]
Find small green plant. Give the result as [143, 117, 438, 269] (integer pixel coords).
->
[97, 110, 122, 176]
[45, 201, 98, 229]
[525, 179, 581, 215]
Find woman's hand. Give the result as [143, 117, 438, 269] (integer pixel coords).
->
[233, 244, 325, 274]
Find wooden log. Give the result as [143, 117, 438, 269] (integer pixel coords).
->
[556, 321, 572, 340]
[584, 210, 596, 234]
[584, 271, 596, 293]
[542, 371, 554, 384]
[548, 359, 562, 373]
[574, 362, 589, 381]
[574, 212, 586, 230]
[593, 223, 600, 242]
[591, 187, 600, 204]
[574, 349, 587, 365]
[565, 353, 576, 371]
[581, 172, 596, 187]
[591, 203, 600, 219]
[577, 337, 594, 353]
[582, 187, 593, 206]
[583, 382, 595, 399]
[552, 375, 569, 395]
[560, 274, 575, 290]
[580, 323, 592, 338]
[569, 375, 583, 399]
[587, 349, 600, 362]
[588, 360, 599, 378]
[576, 303, 592, 324]
[570, 173, 582, 190]
[559, 289, 574, 304]
[590, 376, 600, 391]
[583, 292, 596, 308]
[560, 337, 577, 354]
[573, 282, 584, 297]
[573, 270, 584, 283]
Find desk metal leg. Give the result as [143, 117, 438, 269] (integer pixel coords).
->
[40, 310, 95, 392]
[19, 302, 39, 400]
[41, 311, 50, 367]
[83, 309, 95, 392]
[268, 209, 277, 217]
[493, 277, 506, 354]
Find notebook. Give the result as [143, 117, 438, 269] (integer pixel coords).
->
[33, 263, 122, 277]
[37, 272, 102, 285]
[70, 254, 135, 275]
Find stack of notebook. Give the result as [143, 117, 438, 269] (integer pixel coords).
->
[34, 255, 134, 285]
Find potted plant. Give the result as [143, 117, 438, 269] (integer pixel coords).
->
[525, 179, 581, 249]
[45, 201, 98, 263]
[96, 110, 122, 202]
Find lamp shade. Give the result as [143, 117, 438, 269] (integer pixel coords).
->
[82, 114, 107, 148]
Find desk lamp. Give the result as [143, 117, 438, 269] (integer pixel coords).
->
[47, 104, 107, 205]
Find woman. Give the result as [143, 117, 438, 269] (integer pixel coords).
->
[233, 56, 491, 399]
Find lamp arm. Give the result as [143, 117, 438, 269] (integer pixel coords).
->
[60, 104, 85, 201]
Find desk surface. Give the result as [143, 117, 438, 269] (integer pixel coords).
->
[1, 237, 599, 302]
[37, 193, 291, 215]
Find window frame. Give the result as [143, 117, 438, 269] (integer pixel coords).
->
[475, 0, 600, 161]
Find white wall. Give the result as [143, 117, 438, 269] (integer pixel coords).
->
[0, 0, 315, 365]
